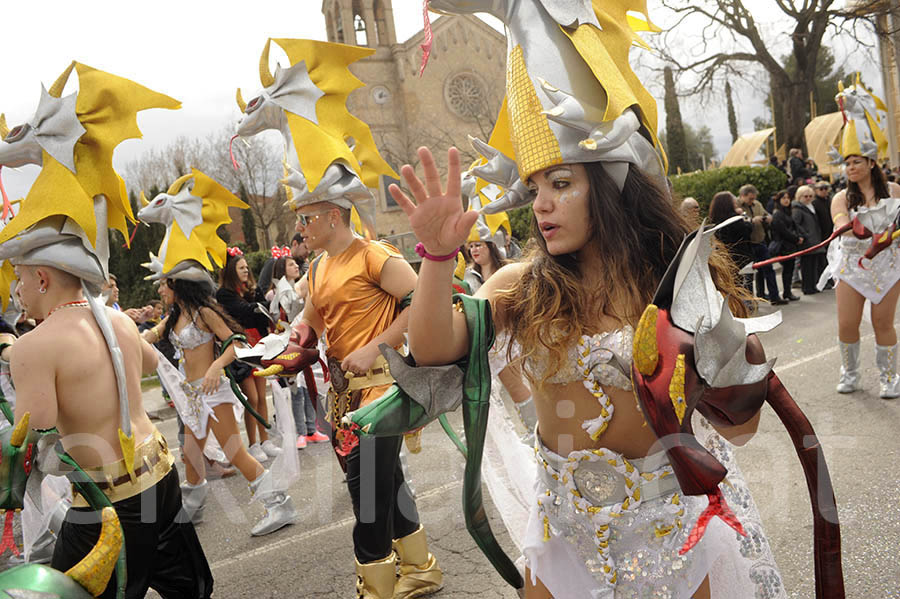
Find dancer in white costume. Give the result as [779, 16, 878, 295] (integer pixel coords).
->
[385, 1, 802, 596]
[820, 75, 900, 398]
[139, 168, 297, 536]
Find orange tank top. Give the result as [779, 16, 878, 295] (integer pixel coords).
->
[308, 238, 403, 361]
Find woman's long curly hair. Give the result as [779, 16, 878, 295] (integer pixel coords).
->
[163, 278, 241, 343]
[494, 162, 750, 387]
[846, 158, 890, 211]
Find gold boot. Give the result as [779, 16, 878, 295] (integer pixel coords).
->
[393, 525, 443, 598]
[355, 553, 397, 599]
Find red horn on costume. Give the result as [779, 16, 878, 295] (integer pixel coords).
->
[631, 224, 846, 598]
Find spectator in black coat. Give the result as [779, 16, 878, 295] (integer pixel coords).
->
[813, 181, 834, 239]
[792, 185, 826, 295]
[788, 148, 811, 184]
[770, 190, 803, 301]
[709, 191, 785, 302]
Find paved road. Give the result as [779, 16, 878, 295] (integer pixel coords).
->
[138, 288, 897, 598]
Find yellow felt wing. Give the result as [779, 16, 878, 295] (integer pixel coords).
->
[0, 260, 15, 311]
[0, 150, 95, 245]
[562, 0, 665, 170]
[72, 63, 181, 239]
[484, 210, 511, 236]
[474, 97, 515, 200]
[162, 169, 248, 273]
[0, 64, 180, 248]
[271, 39, 398, 191]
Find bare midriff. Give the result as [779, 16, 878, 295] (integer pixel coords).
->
[179, 341, 218, 382]
[533, 381, 659, 459]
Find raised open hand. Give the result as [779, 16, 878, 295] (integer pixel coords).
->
[389, 146, 479, 256]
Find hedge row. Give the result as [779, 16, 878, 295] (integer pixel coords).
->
[671, 166, 788, 216]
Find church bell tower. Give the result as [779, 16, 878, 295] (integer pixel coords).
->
[322, 0, 398, 47]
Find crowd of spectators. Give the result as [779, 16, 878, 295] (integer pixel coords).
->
[683, 148, 874, 309]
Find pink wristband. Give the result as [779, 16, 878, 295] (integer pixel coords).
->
[415, 242, 459, 262]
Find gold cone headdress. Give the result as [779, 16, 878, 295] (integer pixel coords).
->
[431, 0, 665, 209]
[831, 73, 889, 163]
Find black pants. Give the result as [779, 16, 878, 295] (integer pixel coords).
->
[345, 434, 421, 563]
[800, 253, 825, 293]
[51, 468, 213, 599]
[780, 257, 795, 298]
[752, 243, 779, 301]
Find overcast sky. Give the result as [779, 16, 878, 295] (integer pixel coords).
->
[0, 1, 883, 199]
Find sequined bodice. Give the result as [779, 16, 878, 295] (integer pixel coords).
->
[169, 320, 214, 351]
[528, 326, 634, 390]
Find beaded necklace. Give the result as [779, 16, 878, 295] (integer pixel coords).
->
[48, 300, 90, 317]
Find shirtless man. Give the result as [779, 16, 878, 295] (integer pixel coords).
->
[10, 263, 213, 598]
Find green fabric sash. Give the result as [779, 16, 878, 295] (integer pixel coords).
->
[350, 294, 523, 589]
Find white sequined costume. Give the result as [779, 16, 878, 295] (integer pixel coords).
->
[153, 320, 240, 439]
[485, 329, 786, 599]
[819, 234, 900, 304]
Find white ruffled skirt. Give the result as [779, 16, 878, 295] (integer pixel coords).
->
[819, 236, 900, 303]
[521, 417, 785, 599]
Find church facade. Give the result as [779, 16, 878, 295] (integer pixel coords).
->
[321, 0, 507, 238]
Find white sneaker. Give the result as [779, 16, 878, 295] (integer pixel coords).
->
[248, 442, 268, 462]
[261, 439, 283, 457]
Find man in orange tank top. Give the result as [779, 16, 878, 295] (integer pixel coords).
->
[294, 186, 443, 598]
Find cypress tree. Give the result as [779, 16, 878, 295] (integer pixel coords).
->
[725, 81, 739, 143]
[664, 67, 689, 174]
[238, 184, 259, 251]
[242, 210, 259, 251]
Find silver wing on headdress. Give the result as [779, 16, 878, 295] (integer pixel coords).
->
[467, 137, 535, 214]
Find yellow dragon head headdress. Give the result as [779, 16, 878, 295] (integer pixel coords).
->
[0, 62, 180, 482]
[0, 62, 181, 258]
[235, 38, 397, 237]
[429, 0, 665, 214]
[138, 168, 248, 290]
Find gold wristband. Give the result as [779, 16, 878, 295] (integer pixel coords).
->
[832, 212, 848, 223]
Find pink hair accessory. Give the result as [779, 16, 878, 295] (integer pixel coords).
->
[271, 246, 291, 259]
[227, 247, 244, 257]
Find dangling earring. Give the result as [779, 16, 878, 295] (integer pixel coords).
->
[330, 222, 335, 229]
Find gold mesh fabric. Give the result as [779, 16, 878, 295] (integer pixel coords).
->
[506, 45, 563, 181]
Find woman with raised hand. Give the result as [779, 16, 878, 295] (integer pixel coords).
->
[388, 144, 780, 599]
